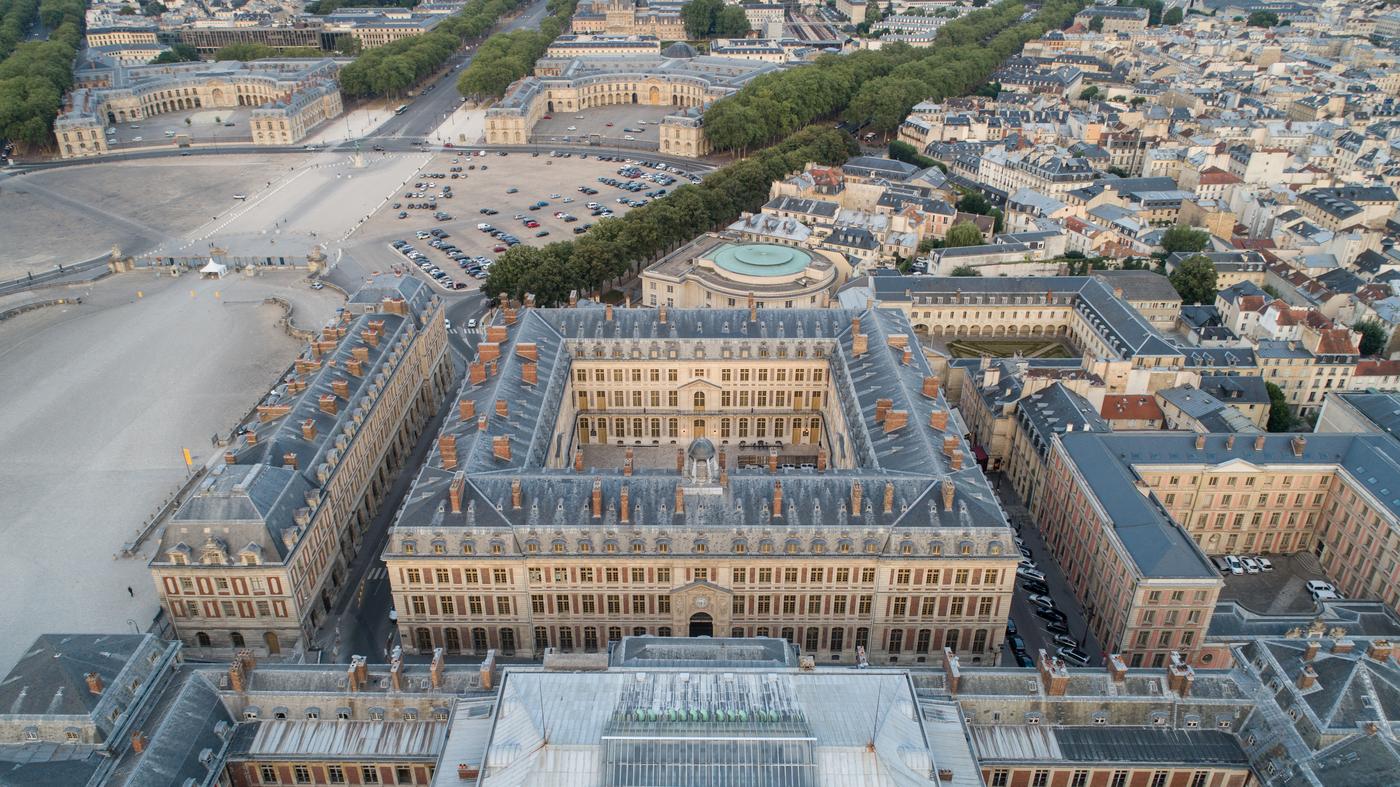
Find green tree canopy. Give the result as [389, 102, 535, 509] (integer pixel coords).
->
[945, 221, 985, 248]
[949, 265, 981, 276]
[1169, 254, 1218, 305]
[1266, 382, 1295, 432]
[1247, 10, 1279, 26]
[1354, 319, 1388, 357]
[151, 43, 198, 63]
[1163, 6, 1182, 24]
[956, 190, 991, 215]
[1088, 13, 1103, 31]
[1160, 223, 1210, 254]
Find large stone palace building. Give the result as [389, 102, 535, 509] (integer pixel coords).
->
[382, 300, 1020, 666]
[55, 58, 345, 158]
[483, 52, 782, 157]
[147, 277, 452, 659]
[570, 0, 687, 39]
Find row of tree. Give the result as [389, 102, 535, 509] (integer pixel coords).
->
[455, 0, 575, 98]
[701, 0, 1086, 152]
[483, 127, 857, 305]
[306, 0, 413, 14]
[338, 0, 529, 99]
[680, 0, 750, 39]
[212, 42, 325, 61]
[0, 0, 37, 61]
[0, 0, 82, 149]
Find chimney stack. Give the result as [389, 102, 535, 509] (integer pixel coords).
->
[1254, 433, 1266, 451]
[459, 399, 475, 421]
[389, 657, 403, 692]
[875, 398, 893, 423]
[224, 451, 237, 464]
[1332, 637, 1355, 655]
[1292, 436, 1307, 457]
[300, 419, 317, 441]
[942, 434, 959, 457]
[228, 660, 245, 693]
[817, 447, 828, 472]
[659, 305, 668, 324]
[605, 304, 613, 322]
[511, 478, 522, 510]
[574, 449, 584, 472]
[922, 376, 940, 398]
[495, 399, 509, 418]
[620, 485, 630, 523]
[772, 481, 783, 518]
[130, 730, 147, 754]
[449, 471, 465, 514]
[469, 360, 487, 385]
[676, 447, 685, 474]
[851, 481, 863, 515]
[1367, 640, 1393, 663]
[283, 452, 298, 470]
[747, 292, 756, 322]
[1194, 433, 1206, 450]
[929, 409, 949, 430]
[624, 447, 634, 477]
[941, 478, 955, 511]
[85, 673, 104, 695]
[883, 482, 895, 514]
[439, 435, 458, 470]
[1298, 663, 1318, 690]
[1167, 653, 1194, 697]
[883, 410, 908, 433]
[1304, 639, 1320, 661]
[943, 649, 961, 694]
[1038, 650, 1069, 696]
[1107, 654, 1127, 682]
[492, 436, 511, 462]
[431, 648, 445, 689]
[332, 378, 349, 399]
[516, 342, 538, 361]
[591, 479, 603, 518]
[768, 448, 779, 474]
[675, 484, 685, 515]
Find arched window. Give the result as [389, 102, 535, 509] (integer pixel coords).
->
[471, 628, 488, 653]
[694, 391, 706, 410]
[230, 632, 245, 648]
[195, 632, 211, 648]
[500, 629, 516, 655]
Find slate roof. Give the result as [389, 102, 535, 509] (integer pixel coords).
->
[971, 725, 1247, 766]
[391, 307, 1011, 545]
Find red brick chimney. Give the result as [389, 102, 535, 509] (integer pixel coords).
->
[300, 419, 316, 441]
[130, 730, 147, 753]
[1367, 640, 1393, 663]
[389, 658, 403, 692]
[1292, 436, 1307, 457]
[1304, 640, 1320, 661]
[522, 362, 538, 386]
[772, 481, 783, 518]
[883, 410, 908, 433]
[492, 436, 511, 462]
[449, 471, 465, 514]
[942, 434, 958, 457]
[674, 484, 685, 515]
[1332, 637, 1355, 655]
[747, 292, 755, 322]
[591, 479, 602, 518]
[430, 648, 445, 689]
[922, 376, 940, 398]
[624, 447, 634, 477]
[817, 447, 828, 472]
[1254, 434, 1266, 451]
[495, 399, 509, 418]
[574, 449, 584, 472]
[604, 304, 613, 321]
[1297, 664, 1318, 690]
[478, 342, 500, 363]
[469, 361, 486, 385]
[332, 378, 349, 399]
[929, 409, 949, 430]
[439, 435, 458, 470]
[224, 451, 237, 464]
[1107, 653, 1127, 682]
[941, 478, 955, 511]
[620, 485, 630, 523]
[85, 673, 104, 695]
[1167, 653, 1194, 697]
[676, 447, 685, 473]
[768, 448, 778, 474]
[883, 482, 895, 514]
[1194, 433, 1206, 450]
[516, 342, 538, 361]
[1038, 651, 1069, 696]
[875, 398, 893, 423]
[352, 346, 369, 364]
[283, 452, 298, 470]
[851, 481, 863, 514]
[486, 325, 507, 343]
[459, 400, 475, 420]
[943, 649, 961, 694]
[511, 478, 522, 510]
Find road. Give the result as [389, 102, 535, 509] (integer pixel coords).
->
[371, 0, 551, 140]
[316, 306, 485, 663]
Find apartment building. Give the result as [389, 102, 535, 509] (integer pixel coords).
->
[382, 302, 1020, 667]
[148, 277, 451, 658]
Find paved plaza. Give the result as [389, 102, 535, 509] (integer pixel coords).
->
[0, 270, 343, 675]
[530, 103, 675, 147]
[0, 154, 308, 277]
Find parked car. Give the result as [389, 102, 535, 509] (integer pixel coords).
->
[1017, 566, 1047, 583]
[1051, 634, 1078, 649]
[1021, 580, 1050, 596]
[1241, 557, 1261, 574]
[1056, 647, 1090, 666]
[1028, 593, 1056, 609]
[1257, 557, 1274, 572]
[1035, 607, 1068, 624]
[1223, 555, 1244, 575]
[1044, 621, 1070, 637]
[1212, 556, 1232, 574]
[1015, 652, 1036, 668]
[1305, 580, 1337, 600]
[1007, 634, 1026, 653]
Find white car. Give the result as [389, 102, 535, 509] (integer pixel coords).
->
[1241, 557, 1261, 574]
[1223, 555, 1244, 575]
[567, 126, 577, 131]
[466, 318, 478, 330]
[624, 135, 636, 141]
[1305, 580, 1336, 599]
[1257, 557, 1274, 571]
[132, 136, 143, 142]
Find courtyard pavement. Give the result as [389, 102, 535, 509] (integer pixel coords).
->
[0, 269, 343, 675]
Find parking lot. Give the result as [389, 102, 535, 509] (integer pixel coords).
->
[107, 108, 255, 148]
[1219, 552, 1331, 615]
[530, 104, 677, 147]
[347, 149, 703, 292]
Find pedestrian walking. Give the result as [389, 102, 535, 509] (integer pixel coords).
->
[127, 586, 134, 598]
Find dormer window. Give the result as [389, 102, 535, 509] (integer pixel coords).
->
[432, 541, 446, 554]
[241, 553, 258, 566]
[170, 553, 187, 565]
[402, 541, 416, 554]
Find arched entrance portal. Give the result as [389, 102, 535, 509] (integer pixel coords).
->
[688, 612, 713, 638]
[263, 632, 280, 655]
[648, 85, 660, 103]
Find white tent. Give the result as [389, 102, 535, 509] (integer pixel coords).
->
[200, 259, 228, 278]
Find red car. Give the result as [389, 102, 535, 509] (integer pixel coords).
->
[493, 245, 507, 252]
[543, 114, 552, 119]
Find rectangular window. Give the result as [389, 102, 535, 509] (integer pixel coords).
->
[442, 596, 457, 615]
[261, 765, 278, 784]
[807, 596, 822, 614]
[327, 766, 345, 784]
[657, 568, 671, 583]
[497, 596, 512, 615]
[632, 596, 646, 614]
[833, 596, 848, 615]
[531, 594, 545, 613]
[294, 765, 311, 784]
[858, 595, 872, 615]
[555, 595, 571, 614]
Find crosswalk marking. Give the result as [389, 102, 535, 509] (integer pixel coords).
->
[366, 567, 387, 582]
